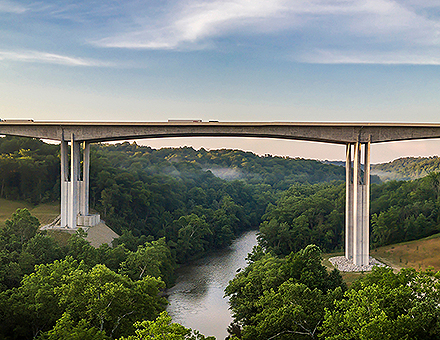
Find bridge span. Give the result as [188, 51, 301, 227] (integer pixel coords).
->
[2, 120, 440, 267]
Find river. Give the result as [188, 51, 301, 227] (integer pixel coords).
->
[166, 229, 258, 340]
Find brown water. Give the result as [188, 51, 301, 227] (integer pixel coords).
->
[166, 230, 258, 340]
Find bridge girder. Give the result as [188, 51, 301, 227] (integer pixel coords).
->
[2, 120, 435, 267]
[2, 121, 440, 144]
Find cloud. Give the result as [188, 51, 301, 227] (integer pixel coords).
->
[94, 0, 288, 49]
[299, 49, 440, 65]
[91, 0, 440, 65]
[0, 0, 28, 13]
[0, 50, 115, 67]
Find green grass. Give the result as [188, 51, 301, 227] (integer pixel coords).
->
[0, 198, 116, 248]
[323, 232, 440, 287]
[0, 198, 60, 227]
[372, 233, 440, 272]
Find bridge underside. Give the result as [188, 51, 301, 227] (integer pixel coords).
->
[3, 121, 439, 267]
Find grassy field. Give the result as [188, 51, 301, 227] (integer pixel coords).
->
[0, 198, 118, 248]
[0, 198, 60, 227]
[372, 233, 440, 272]
[324, 232, 440, 287]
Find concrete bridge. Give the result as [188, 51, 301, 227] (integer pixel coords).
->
[2, 120, 440, 267]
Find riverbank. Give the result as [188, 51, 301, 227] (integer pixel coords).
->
[166, 229, 258, 340]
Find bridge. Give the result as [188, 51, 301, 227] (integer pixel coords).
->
[2, 120, 440, 267]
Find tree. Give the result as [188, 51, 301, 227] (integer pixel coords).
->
[225, 245, 345, 340]
[117, 311, 215, 340]
[249, 282, 342, 340]
[175, 214, 211, 262]
[39, 312, 110, 340]
[321, 267, 440, 340]
[0, 257, 167, 339]
[56, 264, 167, 338]
[4, 208, 39, 246]
[119, 238, 175, 287]
[0, 257, 80, 339]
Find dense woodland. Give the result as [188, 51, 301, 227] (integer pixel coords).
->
[0, 136, 345, 264]
[2, 136, 440, 339]
[372, 156, 440, 181]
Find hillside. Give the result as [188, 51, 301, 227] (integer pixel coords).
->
[323, 156, 440, 183]
[0, 198, 59, 227]
[323, 233, 440, 286]
[372, 232, 440, 271]
[0, 198, 118, 248]
[372, 156, 440, 181]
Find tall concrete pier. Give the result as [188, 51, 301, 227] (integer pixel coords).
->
[3, 120, 440, 266]
[60, 135, 98, 228]
[345, 142, 370, 266]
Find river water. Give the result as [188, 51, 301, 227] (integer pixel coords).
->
[167, 230, 258, 340]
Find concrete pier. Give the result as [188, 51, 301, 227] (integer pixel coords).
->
[345, 141, 370, 266]
[60, 135, 99, 228]
[4, 120, 439, 257]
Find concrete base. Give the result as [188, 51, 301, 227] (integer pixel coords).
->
[40, 220, 119, 248]
[77, 214, 101, 227]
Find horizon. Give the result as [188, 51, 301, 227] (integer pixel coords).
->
[2, 1, 440, 162]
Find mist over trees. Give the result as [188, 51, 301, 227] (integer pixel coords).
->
[0, 136, 346, 263]
[372, 156, 440, 181]
[3, 136, 440, 339]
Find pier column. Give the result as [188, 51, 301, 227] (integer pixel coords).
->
[81, 142, 90, 216]
[345, 141, 370, 266]
[68, 134, 80, 228]
[363, 141, 370, 264]
[59, 138, 99, 229]
[60, 139, 69, 228]
[345, 143, 353, 260]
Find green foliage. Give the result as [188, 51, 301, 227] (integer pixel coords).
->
[370, 173, 440, 247]
[0, 257, 166, 339]
[0, 208, 64, 289]
[372, 156, 440, 181]
[4, 207, 39, 245]
[258, 183, 345, 254]
[321, 267, 440, 340]
[39, 312, 110, 340]
[57, 264, 166, 338]
[119, 238, 175, 287]
[0, 136, 59, 203]
[0, 257, 80, 339]
[225, 245, 345, 340]
[117, 311, 215, 340]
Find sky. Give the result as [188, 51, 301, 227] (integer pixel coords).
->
[1, 0, 440, 163]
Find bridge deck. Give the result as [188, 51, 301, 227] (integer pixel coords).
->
[1, 121, 440, 144]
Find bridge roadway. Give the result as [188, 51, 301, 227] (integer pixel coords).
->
[2, 120, 440, 267]
[2, 120, 440, 143]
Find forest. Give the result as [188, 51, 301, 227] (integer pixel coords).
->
[371, 156, 440, 181]
[2, 135, 440, 339]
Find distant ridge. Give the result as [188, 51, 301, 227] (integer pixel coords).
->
[371, 156, 440, 181]
[322, 157, 440, 182]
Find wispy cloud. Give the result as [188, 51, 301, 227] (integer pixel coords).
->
[4, 0, 440, 65]
[91, 0, 440, 65]
[300, 49, 440, 65]
[0, 0, 28, 13]
[0, 50, 115, 67]
[94, 0, 288, 49]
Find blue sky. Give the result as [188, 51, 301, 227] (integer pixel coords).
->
[1, 0, 440, 162]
